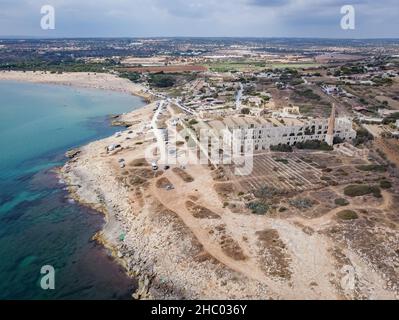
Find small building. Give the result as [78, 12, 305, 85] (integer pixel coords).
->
[392, 131, 399, 139]
[321, 85, 340, 95]
[378, 109, 397, 118]
[353, 106, 368, 113]
[272, 106, 301, 119]
[359, 117, 384, 124]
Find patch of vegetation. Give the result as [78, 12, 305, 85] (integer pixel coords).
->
[270, 144, 293, 152]
[119, 72, 141, 83]
[380, 179, 392, 189]
[353, 127, 374, 146]
[295, 89, 321, 101]
[296, 140, 333, 151]
[336, 65, 365, 76]
[337, 210, 359, 220]
[335, 198, 349, 206]
[274, 158, 289, 164]
[253, 185, 282, 203]
[343, 184, 381, 198]
[0, 59, 116, 73]
[247, 202, 269, 215]
[356, 164, 387, 172]
[148, 72, 176, 88]
[288, 198, 314, 209]
[382, 112, 399, 124]
[333, 136, 344, 144]
[188, 119, 198, 126]
[372, 76, 393, 86]
[241, 107, 250, 115]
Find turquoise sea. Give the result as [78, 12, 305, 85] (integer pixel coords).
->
[0, 81, 145, 299]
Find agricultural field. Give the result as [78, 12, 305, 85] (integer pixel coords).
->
[118, 65, 208, 73]
[228, 153, 324, 193]
[204, 60, 320, 73]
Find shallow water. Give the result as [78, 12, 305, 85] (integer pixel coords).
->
[0, 81, 144, 299]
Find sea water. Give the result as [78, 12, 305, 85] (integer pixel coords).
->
[0, 81, 144, 299]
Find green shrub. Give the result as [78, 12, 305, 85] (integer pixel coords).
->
[149, 72, 176, 88]
[120, 72, 141, 83]
[383, 112, 399, 124]
[343, 184, 381, 198]
[288, 198, 314, 209]
[335, 198, 349, 206]
[247, 202, 269, 215]
[188, 119, 198, 125]
[296, 89, 321, 101]
[296, 140, 333, 151]
[380, 180, 392, 189]
[356, 164, 386, 172]
[337, 210, 358, 220]
[353, 128, 374, 146]
[274, 158, 289, 164]
[270, 144, 293, 152]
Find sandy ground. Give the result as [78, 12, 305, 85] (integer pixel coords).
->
[59, 100, 398, 299]
[0, 71, 151, 99]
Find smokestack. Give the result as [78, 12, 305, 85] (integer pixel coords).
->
[325, 104, 336, 146]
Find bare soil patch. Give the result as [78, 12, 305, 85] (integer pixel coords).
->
[129, 158, 149, 167]
[129, 168, 155, 179]
[214, 182, 235, 195]
[185, 200, 221, 219]
[156, 177, 173, 189]
[172, 167, 194, 182]
[255, 229, 292, 279]
[151, 201, 204, 256]
[128, 175, 147, 186]
[220, 235, 246, 261]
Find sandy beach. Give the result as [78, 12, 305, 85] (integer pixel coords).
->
[0, 71, 152, 100]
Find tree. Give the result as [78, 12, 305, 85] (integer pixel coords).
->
[241, 108, 250, 115]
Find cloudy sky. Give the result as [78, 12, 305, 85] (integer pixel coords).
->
[0, 0, 398, 38]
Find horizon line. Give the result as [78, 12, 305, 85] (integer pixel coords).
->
[1, 36, 399, 41]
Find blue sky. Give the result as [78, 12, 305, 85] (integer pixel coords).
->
[0, 0, 398, 38]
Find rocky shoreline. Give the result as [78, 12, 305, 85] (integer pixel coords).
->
[59, 103, 275, 300]
[61, 152, 154, 299]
